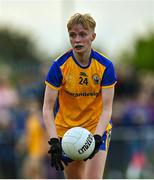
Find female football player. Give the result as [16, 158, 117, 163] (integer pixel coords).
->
[43, 13, 117, 179]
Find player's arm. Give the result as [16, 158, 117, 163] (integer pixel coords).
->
[43, 61, 62, 138]
[43, 85, 67, 171]
[85, 86, 115, 160]
[96, 61, 116, 135]
[43, 85, 58, 138]
[95, 86, 115, 135]
[86, 62, 116, 160]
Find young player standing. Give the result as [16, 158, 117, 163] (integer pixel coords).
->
[43, 13, 117, 178]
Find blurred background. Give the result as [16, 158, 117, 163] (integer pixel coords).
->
[0, 0, 154, 178]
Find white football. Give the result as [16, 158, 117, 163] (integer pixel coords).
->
[62, 127, 95, 160]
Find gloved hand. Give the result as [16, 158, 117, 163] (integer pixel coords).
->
[85, 134, 102, 160]
[48, 138, 67, 171]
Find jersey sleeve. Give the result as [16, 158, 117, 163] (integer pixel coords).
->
[45, 61, 63, 90]
[101, 62, 117, 88]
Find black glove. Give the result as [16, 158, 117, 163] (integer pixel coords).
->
[85, 134, 102, 160]
[48, 138, 67, 171]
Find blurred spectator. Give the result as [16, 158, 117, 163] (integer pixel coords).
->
[0, 109, 17, 178]
[115, 65, 140, 99]
[21, 99, 48, 178]
[0, 74, 19, 109]
[0, 68, 19, 178]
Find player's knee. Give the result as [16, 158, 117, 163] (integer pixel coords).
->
[85, 172, 103, 179]
[65, 171, 85, 179]
[64, 167, 86, 179]
[76, 173, 86, 179]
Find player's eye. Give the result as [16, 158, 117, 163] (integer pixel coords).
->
[80, 32, 87, 38]
[69, 33, 76, 38]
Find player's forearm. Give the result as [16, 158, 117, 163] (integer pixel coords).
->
[95, 108, 112, 136]
[43, 108, 58, 139]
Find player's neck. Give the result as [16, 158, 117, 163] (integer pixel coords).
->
[73, 49, 91, 66]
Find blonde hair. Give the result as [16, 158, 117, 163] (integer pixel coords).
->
[67, 13, 96, 31]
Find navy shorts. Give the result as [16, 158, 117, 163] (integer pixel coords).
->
[99, 129, 112, 151]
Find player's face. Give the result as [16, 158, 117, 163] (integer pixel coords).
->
[68, 24, 96, 54]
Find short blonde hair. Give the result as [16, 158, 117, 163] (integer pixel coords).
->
[67, 13, 96, 31]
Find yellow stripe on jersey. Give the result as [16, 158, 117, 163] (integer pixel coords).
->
[102, 82, 117, 89]
[55, 48, 72, 61]
[93, 48, 109, 59]
[45, 81, 61, 90]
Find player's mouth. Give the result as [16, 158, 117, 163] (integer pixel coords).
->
[74, 45, 84, 50]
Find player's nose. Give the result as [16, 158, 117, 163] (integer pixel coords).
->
[74, 35, 81, 43]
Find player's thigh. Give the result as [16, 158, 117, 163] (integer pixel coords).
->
[85, 129, 112, 178]
[85, 150, 107, 179]
[64, 160, 86, 179]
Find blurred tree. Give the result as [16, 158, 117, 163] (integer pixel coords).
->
[0, 27, 41, 64]
[133, 31, 154, 71]
[119, 30, 154, 72]
[0, 27, 46, 85]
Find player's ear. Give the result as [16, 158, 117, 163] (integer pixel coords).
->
[91, 32, 96, 41]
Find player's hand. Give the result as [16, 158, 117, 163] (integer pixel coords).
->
[48, 138, 68, 171]
[84, 134, 102, 160]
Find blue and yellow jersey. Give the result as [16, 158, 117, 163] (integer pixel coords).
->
[45, 49, 117, 137]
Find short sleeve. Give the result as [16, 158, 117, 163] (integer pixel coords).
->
[45, 61, 63, 90]
[101, 62, 117, 88]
